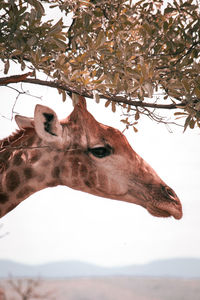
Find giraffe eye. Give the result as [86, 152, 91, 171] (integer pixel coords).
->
[89, 145, 112, 158]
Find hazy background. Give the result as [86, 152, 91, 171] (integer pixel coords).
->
[0, 64, 199, 267]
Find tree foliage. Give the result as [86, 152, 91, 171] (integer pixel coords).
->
[0, 0, 200, 130]
[6, 277, 54, 300]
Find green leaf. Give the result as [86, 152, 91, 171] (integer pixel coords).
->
[133, 126, 138, 133]
[194, 87, 200, 98]
[189, 119, 195, 129]
[48, 19, 63, 36]
[174, 112, 188, 116]
[84, 13, 90, 28]
[96, 31, 105, 48]
[182, 79, 190, 93]
[163, 21, 168, 32]
[27, 36, 37, 46]
[27, 0, 45, 18]
[112, 101, 116, 112]
[21, 60, 26, 71]
[135, 111, 140, 120]
[184, 115, 191, 132]
[105, 100, 111, 107]
[62, 91, 66, 102]
[94, 93, 100, 103]
[164, 7, 175, 14]
[53, 38, 66, 50]
[4, 60, 10, 74]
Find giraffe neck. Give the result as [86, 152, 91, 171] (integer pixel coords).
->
[0, 129, 61, 218]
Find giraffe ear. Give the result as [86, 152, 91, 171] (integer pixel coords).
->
[34, 105, 63, 145]
[15, 115, 34, 129]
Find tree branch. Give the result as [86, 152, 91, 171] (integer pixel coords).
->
[22, 78, 184, 110]
[0, 72, 34, 85]
[0, 74, 185, 110]
[174, 41, 200, 66]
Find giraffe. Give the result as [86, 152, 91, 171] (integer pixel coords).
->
[0, 96, 182, 219]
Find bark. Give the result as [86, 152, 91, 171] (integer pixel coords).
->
[0, 74, 185, 110]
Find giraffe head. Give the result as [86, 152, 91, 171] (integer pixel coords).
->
[14, 96, 182, 219]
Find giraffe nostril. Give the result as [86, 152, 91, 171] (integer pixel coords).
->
[161, 185, 178, 203]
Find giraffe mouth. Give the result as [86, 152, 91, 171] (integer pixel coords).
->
[147, 202, 182, 220]
[127, 187, 182, 219]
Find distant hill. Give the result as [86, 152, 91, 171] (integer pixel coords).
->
[0, 258, 200, 278]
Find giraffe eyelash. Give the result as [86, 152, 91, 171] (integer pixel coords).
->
[88, 145, 113, 158]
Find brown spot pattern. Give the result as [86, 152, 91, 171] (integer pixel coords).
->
[53, 155, 59, 162]
[29, 150, 41, 164]
[1, 151, 11, 161]
[72, 179, 80, 186]
[0, 193, 9, 204]
[24, 167, 35, 180]
[6, 170, 20, 192]
[84, 180, 92, 188]
[25, 135, 35, 147]
[88, 171, 97, 187]
[17, 186, 35, 199]
[41, 160, 51, 167]
[37, 174, 46, 182]
[13, 151, 23, 166]
[71, 157, 79, 177]
[80, 165, 88, 177]
[0, 161, 9, 174]
[61, 165, 68, 175]
[52, 166, 60, 178]
[72, 143, 79, 150]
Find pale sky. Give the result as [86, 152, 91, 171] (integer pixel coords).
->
[0, 69, 199, 267]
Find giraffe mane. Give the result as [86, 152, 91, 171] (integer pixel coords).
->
[0, 129, 25, 151]
[0, 128, 36, 163]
